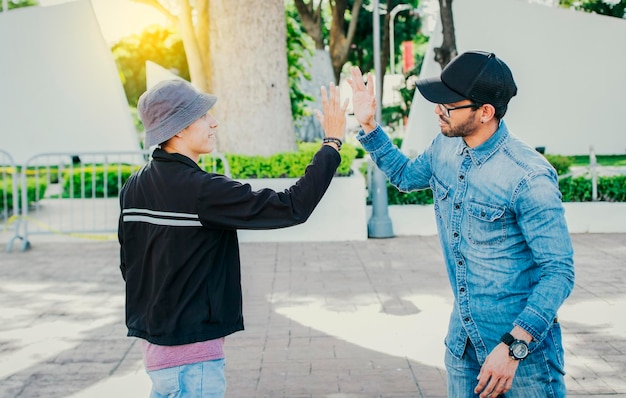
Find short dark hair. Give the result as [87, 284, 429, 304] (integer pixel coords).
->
[472, 103, 508, 120]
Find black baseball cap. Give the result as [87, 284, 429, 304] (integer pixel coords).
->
[416, 51, 517, 109]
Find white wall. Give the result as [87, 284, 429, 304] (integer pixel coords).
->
[403, 0, 626, 156]
[237, 174, 368, 243]
[0, 0, 139, 164]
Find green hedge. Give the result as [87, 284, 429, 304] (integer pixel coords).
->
[201, 142, 357, 178]
[9, 147, 622, 205]
[62, 165, 139, 198]
[382, 176, 626, 206]
[386, 185, 433, 205]
[544, 154, 574, 176]
[0, 177, 48, 214]
[560, 175, 626, 202]
[59, 143, 358, 199]
[362, 155, 624, 205]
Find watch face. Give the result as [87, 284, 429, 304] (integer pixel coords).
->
[511, 341, 529, 359]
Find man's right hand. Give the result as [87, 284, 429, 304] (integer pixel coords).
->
[347, 66, 377, 133]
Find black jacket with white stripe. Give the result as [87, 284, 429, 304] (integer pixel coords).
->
[118, 146, 340, 346]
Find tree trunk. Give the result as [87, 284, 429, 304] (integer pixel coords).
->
[193, 0, 211, 92]
[434, 0, 457, 69]
[293, 0, 324, 49]
[293, 0, 362, 84]
[380, 0, 392, 96]
[208, 0, 296, 155]
[329, 0, 362, 83]
[178, 0, 210, 93]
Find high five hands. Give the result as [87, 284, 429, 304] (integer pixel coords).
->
[315, 66, 379, 146]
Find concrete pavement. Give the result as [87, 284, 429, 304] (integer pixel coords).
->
[0, 233, 625, 397]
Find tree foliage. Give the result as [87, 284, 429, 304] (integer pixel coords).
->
[559, 0, 626, 18]
[286, 3, 316, 126]
[347, 0, 422, 75]
[0, 0, 37, 11]
[132, 0, 211, 92]
[293, 0, 424, 79]
[111, 26, 189, 107]
[111, 6, 314, 131]
[294, 0, 363, 83]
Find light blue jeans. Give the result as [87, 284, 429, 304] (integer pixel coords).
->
[445, 338, 566, 398]
[147, 359, 226, 398]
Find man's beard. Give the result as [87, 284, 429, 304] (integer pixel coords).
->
[440, 116, 476, 138]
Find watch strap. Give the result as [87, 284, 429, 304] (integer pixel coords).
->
[500, 332, 515, 346]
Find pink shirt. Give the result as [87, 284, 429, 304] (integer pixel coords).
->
[142, 338, 225, 372]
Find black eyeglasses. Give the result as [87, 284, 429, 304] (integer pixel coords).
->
[438, 103, 478, 118]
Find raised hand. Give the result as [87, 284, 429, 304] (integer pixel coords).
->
[346, 66, 377, 133]
[315, 82, 349, 141]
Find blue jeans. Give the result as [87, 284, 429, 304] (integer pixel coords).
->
[147, 359, 226, 398]
[445, 337, 566, 398]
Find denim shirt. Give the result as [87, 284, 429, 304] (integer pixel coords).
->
[357, 122, 575, 362]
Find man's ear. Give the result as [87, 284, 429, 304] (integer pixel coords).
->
[482, 104, 496, 121]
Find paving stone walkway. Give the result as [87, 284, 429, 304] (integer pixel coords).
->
[0, 233, 625, 397]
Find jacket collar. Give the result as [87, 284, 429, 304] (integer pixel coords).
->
[151, 148, 201, 170]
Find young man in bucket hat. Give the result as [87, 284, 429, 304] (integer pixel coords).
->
[347, 51, 575, 397]
[118, 79, 347, 397]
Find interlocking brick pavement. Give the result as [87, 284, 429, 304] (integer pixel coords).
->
[0, 233, 624, 397]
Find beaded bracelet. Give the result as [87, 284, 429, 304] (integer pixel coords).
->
[322, 137, 342, 151]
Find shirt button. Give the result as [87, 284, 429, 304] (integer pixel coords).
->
[458, 261, 462, 266]
[454, 232, 459, 238]
[460, 287, 465, 293]
[464, 317, 470, 322]
[455, 204, 460, 210]
[459, 175, 465, 180]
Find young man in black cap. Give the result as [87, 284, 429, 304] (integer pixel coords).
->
[348, 51, 575, 397]
[118, 79, 347, 397]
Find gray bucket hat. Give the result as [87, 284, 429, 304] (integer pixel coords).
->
[138, 79, 217, 147]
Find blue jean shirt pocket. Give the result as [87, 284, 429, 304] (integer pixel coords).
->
[466, 200, 506, 245]
[430, 176, 450, 221]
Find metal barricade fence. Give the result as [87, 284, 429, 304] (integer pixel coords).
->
[6, 150, 230, 252]
[1, 149, 21, 252]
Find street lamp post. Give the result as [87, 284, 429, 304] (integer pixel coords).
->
[368, 0, 394, 238]
[2, 0, 8, 12]
[389, 4, 413, 74]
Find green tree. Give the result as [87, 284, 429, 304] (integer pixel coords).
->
[294, 0, 364, 83]
[286, 4, 316, 127]
[433, 0, 457, 69]
[111, 26, 189, 107]
[135, 0, 296, 156]
[112, 7, 314, 133]
[0, 0, 37, 11]
[348, 1, 422, 75]
[132, 0, 211, 93]
[559, 0, 626, 18]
